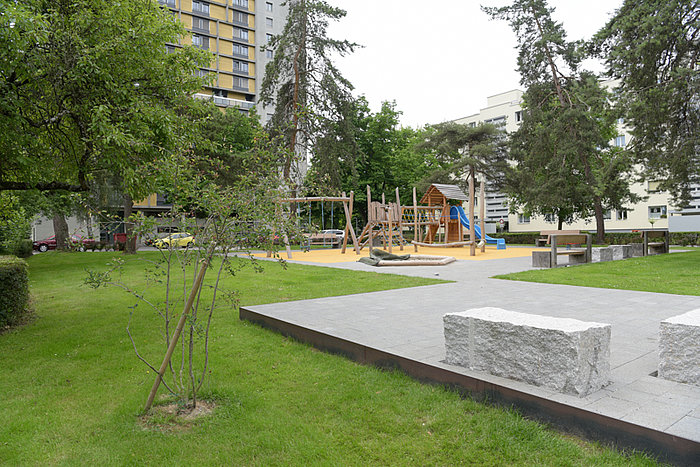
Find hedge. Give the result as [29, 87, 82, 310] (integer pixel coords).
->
[0, 256, 29, 328]
[496, 231, 700, 246]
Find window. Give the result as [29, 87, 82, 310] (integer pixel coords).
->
[647, 181, 661, 193]
[192, 0, 209, 14]
[616, 210, 628, 221]
[648, 205, 667, 219]
[517, 214, 530, 224]
[614, 135, 626, 147]
[266, 2, 273, 11]
[514, 110, 523, 122]
[191, 34, 208, 49]
[602, 210, 612, 220]
[266, 49, 273, 59]
[266, 33, 273, 43]
[266, 17, 273, 28]
[468, 122, 476, 128]
[165, 45, 177, 54]
[192, 17, 209, 32]
[233, 60, 249, 73]
[232, 43, 248, 57]
[232, 0, 248, 7]
[233, 76, 248, 90]
[232, 10, 247, 25]
[544, 213, 555, 223]
[233, 28, 248, 41]
[485, 116, 506, 125]
[159, 0, 176, 6]
[194, 69, 208, 78]
[212, 89, 227, 98]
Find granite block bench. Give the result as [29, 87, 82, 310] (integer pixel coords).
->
[444, 307, 610, 396]
[659, 309, 700, 386]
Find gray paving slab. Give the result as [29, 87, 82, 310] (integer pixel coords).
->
[248, 252, 700, 444]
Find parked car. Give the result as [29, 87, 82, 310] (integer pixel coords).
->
[33, 234, 96, 252]
[154, 232, 195, 249]
[321, 229, 345, 241]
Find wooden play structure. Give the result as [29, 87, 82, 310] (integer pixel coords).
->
[357, 180, 501, 257]
[356, 186, 409, 254]
[269, 192, 361, 259]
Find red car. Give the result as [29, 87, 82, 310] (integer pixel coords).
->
[33, 234, 96, 252]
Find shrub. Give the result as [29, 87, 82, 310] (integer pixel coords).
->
[0, 256, 29, 328]
[14, 239, 33, 258]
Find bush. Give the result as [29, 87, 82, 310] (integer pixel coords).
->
[14, 239, 33, 258]
[0, 256, 29, 328]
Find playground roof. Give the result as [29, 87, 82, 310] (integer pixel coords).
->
[420, 184, 468, 205]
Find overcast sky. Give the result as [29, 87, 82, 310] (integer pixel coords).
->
[327, 0, 624, 128]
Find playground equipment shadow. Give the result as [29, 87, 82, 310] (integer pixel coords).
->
[243, 252, 700, 464]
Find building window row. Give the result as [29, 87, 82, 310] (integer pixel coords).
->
[232, 10, 248, 25]
[192, 0, 209, 14]
[192, 34, 209, 49]
[232, 43, 248, 57]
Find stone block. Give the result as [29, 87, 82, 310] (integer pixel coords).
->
[611, 244, 630, 260]
[444, 307, 611, 396]
[532, 250, 551, 268]
[592, 247, 613, 262]
[628, 243, 644, 257]
[659, 309, 700, 386]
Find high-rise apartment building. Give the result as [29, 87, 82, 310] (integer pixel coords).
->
[158, 0, 287, 119]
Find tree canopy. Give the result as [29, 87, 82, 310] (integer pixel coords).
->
[484, 0, 640, 240]
[0, 0, 209, 195]
[593, 0, 700, 205]
[260, 0, 358, 182]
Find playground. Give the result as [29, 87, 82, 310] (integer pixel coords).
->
[256, 244, 536, 264]
[268, 183, 510, 263]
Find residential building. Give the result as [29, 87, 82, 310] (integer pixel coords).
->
[159, 0, 287, 120]
[451, 86, 696, 233]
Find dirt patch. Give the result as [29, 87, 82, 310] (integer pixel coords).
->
[139, 400, 216, 432]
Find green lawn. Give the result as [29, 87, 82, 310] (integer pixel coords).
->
[495, 249, 700, 295]
[0, 252, 656, 465]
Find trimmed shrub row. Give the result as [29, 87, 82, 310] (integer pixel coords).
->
[0, 256, 29, 328]
[495, 231, 700, 246]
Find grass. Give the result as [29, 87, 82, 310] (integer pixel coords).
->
[0, 251, 657, 465]
[495, 249, 700, 295]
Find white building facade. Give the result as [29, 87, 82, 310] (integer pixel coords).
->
[452, 87, 699, 233]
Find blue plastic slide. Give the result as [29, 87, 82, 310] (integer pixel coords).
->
[450, 206, 506, 250]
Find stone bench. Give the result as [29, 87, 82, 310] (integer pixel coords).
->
[444, 307, 611, 396]
[659, 309, 700, 386]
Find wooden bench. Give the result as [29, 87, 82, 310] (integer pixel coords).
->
[641, 230, 669, 256]
[532, 234, 592, 268]
[535, 230, 580, 247]
[303, 233, 340, 249]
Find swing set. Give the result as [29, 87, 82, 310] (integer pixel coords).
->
[268, 191, 361, 259]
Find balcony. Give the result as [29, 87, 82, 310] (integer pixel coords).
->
[194, 93, 255, 110]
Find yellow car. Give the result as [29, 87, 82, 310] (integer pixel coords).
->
[154, 232, 195, 249]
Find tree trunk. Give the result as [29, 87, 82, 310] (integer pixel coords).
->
[557, 213, 564, 231]
[593, 196, 605, 244]
[123, 194, 137, 255]
[53, 213, 69, 250]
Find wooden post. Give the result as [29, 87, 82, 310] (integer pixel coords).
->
[480, 176, 486, 253]
[387, 205, 393, 253]
[343, 191, 360, 254]
[412, 187, 418, 252]
[367, 185, 373, 255]
[395, 187, 404, 251]
[469, 167, 476, 256]
[145, 254, 210, 412]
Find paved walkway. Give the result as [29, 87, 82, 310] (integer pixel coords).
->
[243, 250, 700, 452]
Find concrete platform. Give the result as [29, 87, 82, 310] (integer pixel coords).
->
[241, 250, 700, 464]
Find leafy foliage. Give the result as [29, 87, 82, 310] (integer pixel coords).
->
[593, 0, 700, 205]
[0, 0, 209, 195]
